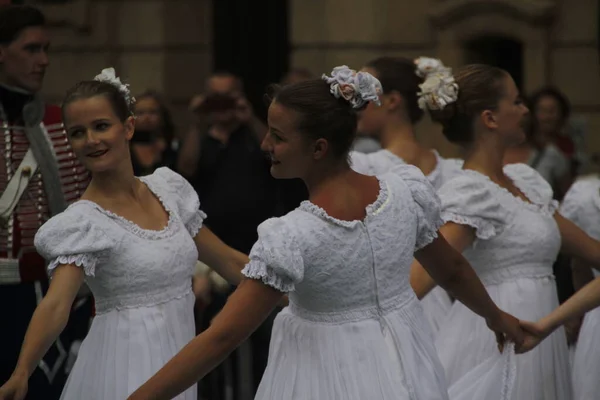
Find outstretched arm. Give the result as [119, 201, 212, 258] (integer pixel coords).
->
[128, 279, 282, 400]
[519, 276, 600, 353]
[0, 265, 83, 399]
[415, 231, 523, 347]
[194, 226, 249, 286]
[555, 213, 600, 272]
[411, 222, 475, 299]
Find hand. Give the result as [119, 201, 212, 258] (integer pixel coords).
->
[564, 317, 583, 345]
[0, 375, 28, 400]
[234, 96, 254, 123]
[516, 320, 548, 354]
[189, 94, 205, 113]
[192, 274, 212, 305]
[486, 310, 525, 352]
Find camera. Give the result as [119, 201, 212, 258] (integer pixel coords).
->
[198, 93, 238, 113]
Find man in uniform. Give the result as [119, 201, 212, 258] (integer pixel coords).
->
[0, 5, 91, 399]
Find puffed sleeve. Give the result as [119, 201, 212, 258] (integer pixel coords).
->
[559, 180, 590, 225]
[150, 167, 207, 237]
[438, 174, 507, 240]
[34, 207, 115, 277]
[241, 217, 304, 293]
[389, 164, 443, 250]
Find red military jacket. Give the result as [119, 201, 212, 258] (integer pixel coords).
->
[0, 103, 90, 284]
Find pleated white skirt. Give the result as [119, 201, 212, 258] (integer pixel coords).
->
[59, 291, 197, 400]
[572, 307, 600, 400]
[420, 287, 453, 334]
[436, 275, 572, 400]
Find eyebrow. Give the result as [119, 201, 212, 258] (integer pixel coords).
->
[66, 118, 112, 129]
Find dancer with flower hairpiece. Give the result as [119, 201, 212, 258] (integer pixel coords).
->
[128, 66, 524, 400]
[0, 68, 250, 400]
[407, 63, 600, 399]
[348, 56, 463, 334]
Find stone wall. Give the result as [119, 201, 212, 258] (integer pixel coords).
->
[36, 0, 600, 158]
[38, 0, 212, 139]
[291, 0, 600, 158]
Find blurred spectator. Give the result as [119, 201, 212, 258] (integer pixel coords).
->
[177, 71, 284, 399]
[131, 91, 178, 175]
[504, 96, 571, 199]
[530, 86, 583, 177]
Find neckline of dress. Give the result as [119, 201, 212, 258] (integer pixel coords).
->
[381, 148, 442, 182]
[461, 164, 548, 214]
[73, 175, 177, 240]
[298, 178, 390, 228]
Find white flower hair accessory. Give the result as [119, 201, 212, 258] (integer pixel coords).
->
[417, 71, 459, 111]
[322, 65, 382, 109]
[414, 57, 450, 78]
[93, 67, 136, 106]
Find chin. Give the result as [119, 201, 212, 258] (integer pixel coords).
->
[21, 80, 43, 94]
[270, 164, 296, 179]
[84, 158, 116, 174]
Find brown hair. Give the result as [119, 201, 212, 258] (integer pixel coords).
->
[266, 78, 360, 160]
[62, 80, 134, 123]
[428, 64, 508, 144]
[0, 5, 45, 45]
[365, 57, 424, 124]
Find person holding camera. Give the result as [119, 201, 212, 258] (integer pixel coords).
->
[177, 72, 284, 399]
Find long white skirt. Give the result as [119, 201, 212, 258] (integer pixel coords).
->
[436, 275, 572, 400]
[421, 287, 453, 334]
[572, 307, 600, 400]
[59, 292, 197, 400]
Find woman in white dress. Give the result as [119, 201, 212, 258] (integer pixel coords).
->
[550, 177, 600, 399]
[411, 64, 600, 399]
[128, 66, 523, 400]
[350, 56, 462, 334]
[0, 69, 249, 400]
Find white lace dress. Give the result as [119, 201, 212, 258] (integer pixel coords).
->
[242, 164, 513, 400]
[350, 149, 463, 333]
[34, 168, 203, 400]
[559, 177, 600, 400]
[435, 164, 572, 400]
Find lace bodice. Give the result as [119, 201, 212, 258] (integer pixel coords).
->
[242, 164, 442, 321]
[34, 168, 205, 313]
[438, 164, 561, 285]
[350, 149, 463, 190]
[560, 176, 600, 278]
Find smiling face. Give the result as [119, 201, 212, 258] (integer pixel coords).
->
[261, 101, 321, 179]
[0, 26, 50, 93]
[64, 95, 134, 173]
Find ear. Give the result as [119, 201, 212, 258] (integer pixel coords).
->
[312, 138, 329, 160]
[480, 109, 499, 130]
[124, 116, 135, 141]
[386, 91, 403, 112]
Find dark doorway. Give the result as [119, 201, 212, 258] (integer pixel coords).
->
[465, 36, 524, 90]
[212, 0, 289, 121]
